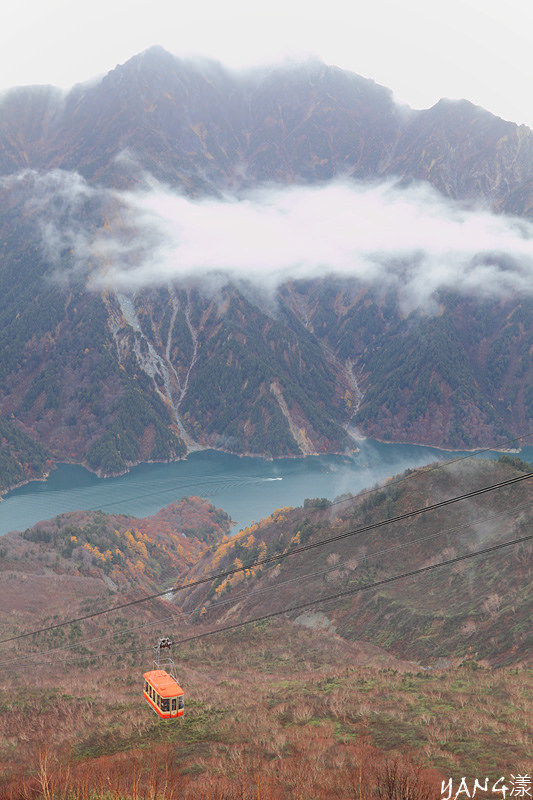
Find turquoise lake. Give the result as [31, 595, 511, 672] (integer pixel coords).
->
[1, 440, 532, 536]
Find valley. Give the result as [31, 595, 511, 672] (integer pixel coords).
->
[0, 44, 532, 799]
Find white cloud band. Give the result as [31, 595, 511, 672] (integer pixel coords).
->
[5, 169, 533, 310]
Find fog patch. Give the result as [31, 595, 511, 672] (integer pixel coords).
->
[7, 169, 533, 309]
[89, 178, 533, 309]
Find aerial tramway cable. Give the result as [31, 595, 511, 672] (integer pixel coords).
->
[1, 497, 530, 669]
[4, 497, 532, 670]
[2, 428, 529, 642]
[0, 496, 531, 669]
[2, 532, 531, 671]
[325, 431, 533, 510]
[160, 532, 533, 650]
[1, 469, 531, 647]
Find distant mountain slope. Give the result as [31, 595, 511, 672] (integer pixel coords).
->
[0, 415, 51, 493]
[0, 49, 532, 489]
[0, 47, 531, 208]
[179, 456, 533, 666]
[0, 496, 232, 633]
[282, 282, 533, 447]
[384, 98, 533, 215]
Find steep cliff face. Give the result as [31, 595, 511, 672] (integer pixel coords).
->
[281, 282, 533, 448]
[2, 251, 530, 481]
[0, 176, 356, 475]
[0, 178, 186, 477]
[0, 50, 531, 487]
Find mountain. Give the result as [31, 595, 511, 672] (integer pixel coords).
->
[1, 48, 532, 208]
[0, 48, 532, 490]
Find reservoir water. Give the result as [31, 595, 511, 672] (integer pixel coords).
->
[1, 439, 532, 536]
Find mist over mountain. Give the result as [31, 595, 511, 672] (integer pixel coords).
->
[0, 47, 532, 488]
[1, 46, 532, 210]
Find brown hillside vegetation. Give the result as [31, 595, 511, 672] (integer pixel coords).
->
[0, 496, 231, 638]
[0, 457, 531, 798]
[180, 456, 532, 667]
[0, 622, 531, 799]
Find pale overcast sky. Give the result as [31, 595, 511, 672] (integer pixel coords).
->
[1, 0, 532, 128]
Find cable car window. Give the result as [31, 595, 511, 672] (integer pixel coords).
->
[178, 695, 184, 710]
[157, 694, 161, 707]
[171, 698, 177, 711]
[161, 699, 169, 712]
[144, 682, 149, 693]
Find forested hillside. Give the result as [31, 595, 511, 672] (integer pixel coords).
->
[0, 496, 232, 658]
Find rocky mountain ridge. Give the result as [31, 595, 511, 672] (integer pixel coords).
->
[1, 47, 532, 210]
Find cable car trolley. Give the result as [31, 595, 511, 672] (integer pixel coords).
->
[143, 637, 184, 719]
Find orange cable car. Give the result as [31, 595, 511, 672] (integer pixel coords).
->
[143, 669, 184, 719]
[143, 637, 184, 719]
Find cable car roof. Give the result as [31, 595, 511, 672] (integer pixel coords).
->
[143, 669, 183, 698]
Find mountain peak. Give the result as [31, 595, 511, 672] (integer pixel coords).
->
[426, 96, 521, 128]
[129, 44, 177, 68]
[109, 45, 181, 80]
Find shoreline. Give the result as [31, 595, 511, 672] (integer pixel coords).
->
[0, 466, 55, 501]
[1, 445, 357, 500]
[1, 435, 527, 501]
[366, 436, 522, 455]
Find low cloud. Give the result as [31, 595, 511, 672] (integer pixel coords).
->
[8, 169, 533, 310]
